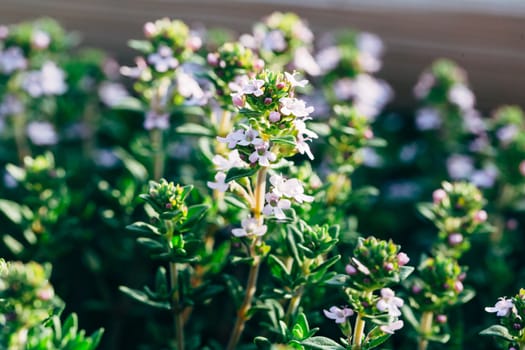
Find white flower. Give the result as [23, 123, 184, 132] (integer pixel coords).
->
[31, 30, 51, 49]
[26, 121, 58, 146]
[120, 57, 147, 78]
[148, 45, 178, 73]
[356, 32, 384, 59]
[351, 75, 392, 119]
[284, 71, 308, 88]
[361, 147, 383, 168]
[263, 192, 291, 219]
[232, 217, 267, 237]
[485, 297, 515, 317]
[316, 46, 341, 72]
[207, 172, 229, 193]
[98, 82, 129, 107]
[413, 72, 435, 99]
[294, 119, 317, 160]
[380, 320, 404, 334]
[323, 306, 354, 324]
[415, 108, 442, 131]
[22, 61, 67, 97]
[262, 30, 287, 52]
[144, 110, 169, 130]
[176, 69, 205, 105]
[376, 288, 404, 317]
[242, 79, 265, 97]
[0, 47, 27, 74]
[292, 22, 314, 44]
[280, 97, 314, 117]
[293, 47, 321, 76]
[446, 154, 474, 179]
[0, 94, 24, 117]
[269, 175, 314, 203]
[217, 129, 246, 149]
[238, 128, 263, 147]
[212, 150, 246, 171]
[249, 143, 276, 166]
[358, 52, 381, 73]
[448, 84, 475, 111]
[496, 124, 519, 144]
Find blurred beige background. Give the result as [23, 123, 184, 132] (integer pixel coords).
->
[1, 0, 524, 112]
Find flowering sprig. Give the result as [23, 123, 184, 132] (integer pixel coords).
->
[321, 237, 412, 349]
[240, 11, 318, 75]
[481, 289, 525, 349]
[419, 181, 490, 258]
[123, 179, 208, 350]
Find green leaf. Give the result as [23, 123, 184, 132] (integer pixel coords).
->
[0, 199, 25, 224]
[417, 203, 436, 222]
[113, 96, 145, 112]
[119, 286, 171, 310]
[399, 266, 415, 281]
[2, 235, 24, 255]
[254, 336, 272, 350]
[137, 237, 166, 251]
[225, 166, 258, 183]
[401, 304, 419, 331]
[114, 148, 148, 181]
[128, 39, 153, 52]
[175, 123, 214, 137]
[268, 254, 290, 282]
[480, 325, 514, 341]
[457, 287, 475, 304]
[324, 274, 348, 286]
[126, 222, 160, 235]
[271, 135, 297, 147]
[301, 336, 345, 349]
[363, 326, 391, 349]
[426, 333, 451, 343]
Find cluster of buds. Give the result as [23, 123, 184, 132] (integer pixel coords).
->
[121, 18, 205, 130]
[409, 254, 466, 312]
[413, 59, 482, 138]
[429, 181, 490, 257]
[206, 42, 265, 109]
[482, 289, 525, 349]
[488, 106, 525, 187]
[142, 179, 190, 224]
[324, 237, 412, 348]
[240, 11, 318, 76]
[0, 260, 61, 349]
[317, 30, 391, 119]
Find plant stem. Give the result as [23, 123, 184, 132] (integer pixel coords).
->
[170, 262, 184, 350]
[284, 286, 304, 325]
[418, 311, 434, 350]
[226, 167, 267, 350]
[151, 128, 165, 180]
[352, 312, 366, 350]
[13, 113, 30, 164]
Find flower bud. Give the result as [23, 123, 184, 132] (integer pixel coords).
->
[345, 264, 357, 275]
[207, 53, 219, 66]
[232, 94, 245, 107]
[454, 280, 464, 293]
[276, 81, 286, 90]
[433, 189, 447, 204]
[507, 218, 518, 230]
[253, 58, 265, 71]
[384, 262, 394, 271]
[397, 252, 410, 266]
[143, 22, 156, 38]
[264, 97, 272, 105]
[436, 314, 447, 324]
[269, 111, 281, 123]
[519, 160, 525, 176]
[474, 210, 487, 223]
[186, 36, 202, 51]
[0, 26, 8, 40]
[412, 284, 422, 294]
[448, 233, 463, 246]
[364, 129, 374, 139]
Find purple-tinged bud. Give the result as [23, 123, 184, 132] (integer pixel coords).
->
[186, 36, 202, 51]
[458, 272, 467, 281]
[232, 94, 244, 107]
[474, 210, 487, 223]
[264, 97, 272, 105]
[219, 60, 227, 68]
[507, 218, 518, 230]
[397, 252, 410, 266]
[362, 301, 370, 308]
[384, 262, 394, 271]
[364, 129, 374, 140]
[448, 233, 463, 246]
[433, 189, 447, 204]
[519, 160, 525, 176]
[412, 284, 422, 294]
[443, 283, 449, 290]
[0, 26, 8, 40]
[436, 314, 447, 324]
[37, 287, 54, 301]
[207, 53, 219, 66]
[454, 280, 464, 293]
[143, 22, 156, 38]
[363, 278, 371, 284]
[509, 347, 517, 350]
[165, 203, 173, 209]
[253, 58, 265, 71]
[276, 81, 286, 90]
[269, 111, 281, 123]
[345, 264, 357, 275]
[513, 323, 522, 330]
